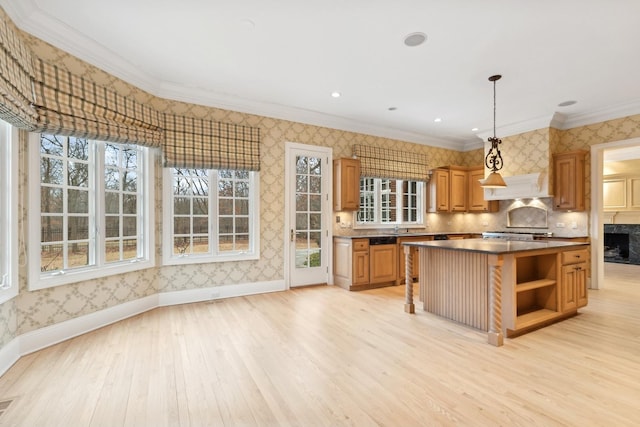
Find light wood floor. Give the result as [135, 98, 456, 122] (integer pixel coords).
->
[1, 263, 639, 426]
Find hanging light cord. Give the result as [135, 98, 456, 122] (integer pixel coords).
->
[485, 74, 503, 173]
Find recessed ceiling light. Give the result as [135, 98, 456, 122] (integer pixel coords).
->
[471, 127, 479, 132]
[388, 107, 397, 111]
[558, 100, 577, 107]
[434, 117, 442, 123]
[404, 32, 427, 47]
[331, 91, 341, 98]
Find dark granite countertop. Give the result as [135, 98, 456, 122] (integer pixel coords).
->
[402, 238, 589, 255]
[334, 232, 481, 239]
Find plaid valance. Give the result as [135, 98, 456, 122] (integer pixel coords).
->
[31, 59, 163, 147]
[163, 115, 260, 171]
[0, 12, 38, 129]
[352, 144, 429, 181]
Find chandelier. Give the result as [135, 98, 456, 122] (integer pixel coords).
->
[480, 74, 507, 188]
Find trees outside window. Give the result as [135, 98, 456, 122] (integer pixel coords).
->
[356, 178, 424, 227]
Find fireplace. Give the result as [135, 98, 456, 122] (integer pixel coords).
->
[603, 224, 640, 265]
[604, 233, 629, 263]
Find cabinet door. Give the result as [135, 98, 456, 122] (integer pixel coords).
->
[369, 244, 398, 284]
[353, 250, 369, 285]
[333, 158, 360, 211]
[576, 263, 588, 308]
[561, 265, 578, 312]
[429, 169, 450, 212]
[553, 151, 585, 211]
[449, 169, 468, 212]
[468, 167, 499, 212]
[561, 263, 587, 312]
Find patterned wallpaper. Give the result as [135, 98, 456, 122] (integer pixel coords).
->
[2, 18, 640, 352]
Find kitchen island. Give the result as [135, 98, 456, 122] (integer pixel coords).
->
[402, 239, 590, 346]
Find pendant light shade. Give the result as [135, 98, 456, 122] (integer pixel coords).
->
[480, 74, 507, 189]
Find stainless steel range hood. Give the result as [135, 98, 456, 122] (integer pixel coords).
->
[483, 172, 552, 200]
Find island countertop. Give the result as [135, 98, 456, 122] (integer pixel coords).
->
[402, 238, 589, 255]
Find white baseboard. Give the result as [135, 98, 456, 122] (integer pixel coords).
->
[19, 294, 159, 356]
[0, 337, 20, 378]
[0, 280, 286, 377]
[158, 280, 285, 306]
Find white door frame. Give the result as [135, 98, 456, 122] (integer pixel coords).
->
[284, 142, 333, 289]
[590, 136, 640, 289]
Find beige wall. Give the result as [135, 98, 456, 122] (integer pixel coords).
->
[3, 27, 640, 353]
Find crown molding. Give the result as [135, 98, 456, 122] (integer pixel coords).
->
[560, 100, 640, 130]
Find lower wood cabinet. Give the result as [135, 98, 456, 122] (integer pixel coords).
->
[369, 244, 397, 285]
[560, 249, 589, 312]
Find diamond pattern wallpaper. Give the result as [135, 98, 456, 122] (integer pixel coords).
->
[2, 22, 640, 352]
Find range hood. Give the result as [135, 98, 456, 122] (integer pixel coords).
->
[483, 172, 552, 200]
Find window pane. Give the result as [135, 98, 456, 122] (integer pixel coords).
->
[68, 162, 88, 187]
[219, 217, 233, 234]
[309, 194, 321, 212]
[235, 235, 249, 251]
[41, 216, 63, 242]
[174, 197, 191, 215]
[123, 217, 137, 237]
[235, 217, 248, 234]
[105, 216, 120, 237]
[235, 199, 248, 215]
[296, 194, 308, 211]
[174, 217, 191, 234]
[68, 189, 89, 213]
[122, 239, 137, 260]
[123, 194, 137, 214]
[193, 197, 208, 215]
[192, 178, 208, 196]
[193, 217, 208, 234]
[68, 216, 89, 240]
[309, 213, 321, 230]
[174, 237, 191, 255]
[296, 213, 308, 230]
[219, 235, 233, 252]
[40, 134, 64, 156]
[219, 198, 233, 215]
[41, 188, 63, 213]
[105, 192, 120, 214]
[105, 143, 119, 166]
[309, 176, 321, 194]
[41, 243, 63, 271]
[235, 181, 249, 198]
[40, 158, 63, 184]
[308, 157, 321, 175]
[123, 170, 137, 192]
[67, 242, 89, 268]
[105, 241, 121, 262]
[296, 175, 308, 193]
[105, 167, 120, 190]
[218, 180, 233, 197]
[192, 236, 209, 253]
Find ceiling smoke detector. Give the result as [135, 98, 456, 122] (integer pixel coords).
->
[403, 32, 427, 47]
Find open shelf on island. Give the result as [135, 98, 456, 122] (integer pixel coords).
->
[516, 278, 556, 292]
[515, 308, 559, 330]
[512, 253, 560, 331]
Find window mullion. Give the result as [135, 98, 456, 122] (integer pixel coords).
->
[93, 141, 104, 267]
[211, 169, 219, 256]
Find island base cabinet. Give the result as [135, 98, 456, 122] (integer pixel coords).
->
[561, 263, 588, 312]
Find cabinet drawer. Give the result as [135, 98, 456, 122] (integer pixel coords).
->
[353, 239, 369, 251]
[561, 249, 588, 265]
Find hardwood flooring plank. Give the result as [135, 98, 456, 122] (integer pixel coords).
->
[0, 263, 639, 426]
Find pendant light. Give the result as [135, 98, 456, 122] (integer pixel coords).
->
[480, 74, 507, 188]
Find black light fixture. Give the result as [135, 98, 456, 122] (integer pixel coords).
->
[480, 74, 507, 188]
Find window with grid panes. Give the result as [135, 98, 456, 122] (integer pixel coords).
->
[356, 178, 424, 227]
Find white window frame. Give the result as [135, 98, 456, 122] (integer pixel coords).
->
[355, 178, 425, 228]
[28, 133, 155, 290]
[0, 120, 19, 303]
[162, 167, 260, 265]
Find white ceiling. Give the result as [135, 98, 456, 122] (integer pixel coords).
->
[3, 0, 640, 152]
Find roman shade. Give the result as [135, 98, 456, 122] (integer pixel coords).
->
[31, 59, 163, 147]
[163, 115, 260, 170]
[0, 12, 38, 129]
[352, 144, 429, 181]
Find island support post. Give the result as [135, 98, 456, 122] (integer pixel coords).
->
[404, 245, 414, 313]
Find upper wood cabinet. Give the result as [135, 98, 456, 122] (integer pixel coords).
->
[427, 169, 450, 212]
[553, 150, 587, 211]
[333, 158, 360, 211]
[449, 167, 468, 212]
[429, 165, 497, 213]
[468, 166, 499, 213]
